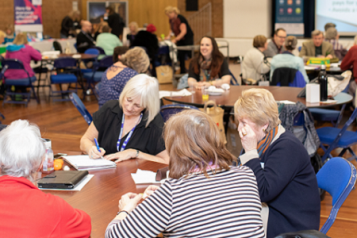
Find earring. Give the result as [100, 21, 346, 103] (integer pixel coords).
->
[262, 128, 266, 133]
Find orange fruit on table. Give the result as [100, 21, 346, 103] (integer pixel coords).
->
[54, 159, 64, 165]
[54, 159, 64, 170]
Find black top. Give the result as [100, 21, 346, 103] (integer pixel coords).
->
[126, 34, 136, 47]
[170, 14, 194, 46]
[92, 100, 166, 155]
[76, 31, 95, 53]
[244, 131, 320, 238]
[60, 16, 74, 37]
[188, 59, 230, 81]
[106, 13, 124, 37]
[131, 31, 159, 59]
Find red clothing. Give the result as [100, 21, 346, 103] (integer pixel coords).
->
[0, 176, 91, 238]
[4, 44, 42, 79]
[340, 45, 357, 82]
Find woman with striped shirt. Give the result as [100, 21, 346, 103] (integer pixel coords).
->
[105, 110, 265, 238]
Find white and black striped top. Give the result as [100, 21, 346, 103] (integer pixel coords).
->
[105, 166, 265, 238]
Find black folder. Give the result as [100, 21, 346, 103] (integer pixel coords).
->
[37, 170, 88, 189]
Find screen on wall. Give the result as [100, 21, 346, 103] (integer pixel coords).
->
[316, 0, 357, 35]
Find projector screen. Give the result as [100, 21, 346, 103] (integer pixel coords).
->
[316, 0, 357, 35]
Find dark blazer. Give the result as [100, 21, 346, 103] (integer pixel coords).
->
[76, 31, 95, 53]
[131, 31, 159, 59]
[106, 13, 124, 37]
[299, 40, 336, 58]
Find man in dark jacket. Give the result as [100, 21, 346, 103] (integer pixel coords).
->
[76, 20, 95, 53]
[104, 6, 124, 39]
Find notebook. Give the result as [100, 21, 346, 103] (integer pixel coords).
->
[37, 170, 88, 189]
[63, 155, 116, 171]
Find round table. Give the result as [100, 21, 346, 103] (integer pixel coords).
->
[163, 86, 353, 109]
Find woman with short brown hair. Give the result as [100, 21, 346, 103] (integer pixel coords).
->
[105, 110, 265, 238]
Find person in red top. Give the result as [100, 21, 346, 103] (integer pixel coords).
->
[0, 120, 91, 238]
[340, 36, 357, 106]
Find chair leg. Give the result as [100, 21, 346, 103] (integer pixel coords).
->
[346, 147, 357, 162]
[321, 144, 334, 163]
[30, 84, 40, 104]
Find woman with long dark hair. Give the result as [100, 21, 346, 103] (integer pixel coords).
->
[188, 36, 231, 88]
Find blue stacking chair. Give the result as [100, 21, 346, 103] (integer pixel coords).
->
[69, 93, 92, 125]
[309, 84, 350, 127]
[90, 46, 105, 55]
[317, 107, 357, 162]
[2, 59, 40, 107]
[82, 55, 113, 99]
[230, 69, 239, 85]
[50, 57, 79, 102]
[316, 157, 357, 234]
[160, 104, 199, 122]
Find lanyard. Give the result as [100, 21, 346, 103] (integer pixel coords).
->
[117, 113, 143, 152]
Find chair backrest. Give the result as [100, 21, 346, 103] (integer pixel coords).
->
[53, 41, 63, 53]
[69, 93, 93, 125]
[53, 57, 78, 69]
[160, 104, 199, 122]
[99, 56, 113, 68]
[74, 43, 77, 50]
[272, 67, 297, 87]
[229, 69, 239, 85]
[316, 157, 357, 234]
[291, 70, 306, 88]
[90, 46, 105, 55]
[2, 59, 31, 78]
[84, 48, 100, 56]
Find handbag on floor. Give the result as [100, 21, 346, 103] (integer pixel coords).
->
[156, 65, 173, 84]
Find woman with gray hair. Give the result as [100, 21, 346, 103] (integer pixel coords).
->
[0, 120, 91, 237]
[98, 47, 150, 107]
[234, 88, 320, 237]
[81, 74, 169, 164]
[270, 35, 309, 83]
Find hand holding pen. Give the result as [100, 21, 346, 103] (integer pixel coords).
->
[90, 138, 106, 159]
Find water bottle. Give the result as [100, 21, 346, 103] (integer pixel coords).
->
[42, 139, 54, 173]
[318, 65, 328, 101]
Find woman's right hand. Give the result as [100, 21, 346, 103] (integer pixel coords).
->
[88, 145, 106, 159]
[143, 185, 159, 198]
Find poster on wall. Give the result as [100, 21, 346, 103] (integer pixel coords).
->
[14, 0, 43, 32]
[275, 0, 304, 35]
[87, 1, 127, 26]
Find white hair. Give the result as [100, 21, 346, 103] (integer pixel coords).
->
[119, 74, 160, 127]
[0, 120, 45, 180]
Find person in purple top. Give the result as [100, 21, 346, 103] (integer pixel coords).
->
[98, 47, 149, 107]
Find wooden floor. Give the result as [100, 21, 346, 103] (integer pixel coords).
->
[1, 84, 357, 237]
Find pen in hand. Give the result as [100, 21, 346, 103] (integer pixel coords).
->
[94, 138, 104, 160]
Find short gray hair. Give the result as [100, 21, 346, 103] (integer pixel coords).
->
[119, 74, 160, 127]
[0, 120, 45, 180]
[325, 27, 337, 40]
[312, 30, 323, 37]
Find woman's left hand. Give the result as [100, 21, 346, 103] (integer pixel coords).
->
[239, 124, 258, 152]
[104, 149, 137, 163]
[119, 192, 143, 213]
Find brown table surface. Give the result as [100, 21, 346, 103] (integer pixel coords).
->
[43, 151, 167, 238]
[163, 85, 352, 108]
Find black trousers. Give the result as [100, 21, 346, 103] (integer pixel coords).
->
[177, 37, 193, 74]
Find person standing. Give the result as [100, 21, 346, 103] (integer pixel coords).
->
[104, 6, 124, 39]
[165, 6, 194, 74]
[60, 11, 81, 38]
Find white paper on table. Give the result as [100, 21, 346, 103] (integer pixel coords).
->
[131, 169, 166, 184]
[39, 174, 94, 191]
[159, 89, 192, 99]
[277, 100, 296, 104]
[304, 65, 319, 70]
[330, 63, 339, 68]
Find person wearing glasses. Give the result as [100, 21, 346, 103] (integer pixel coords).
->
[264, 28, 287, 58]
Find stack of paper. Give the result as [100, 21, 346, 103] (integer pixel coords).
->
[131, 169, 166, 184]
[159, 89, 192, 99]
[63, 155, 116, 171]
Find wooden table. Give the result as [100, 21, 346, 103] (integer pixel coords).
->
[163, 85, 353, 109]
[44, 153, 167, 238]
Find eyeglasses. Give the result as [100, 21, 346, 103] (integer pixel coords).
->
[276, 35, 286, 39]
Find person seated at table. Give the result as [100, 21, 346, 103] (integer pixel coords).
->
[4, 24, 15, 44]
[60, 10, 81, 38]
[188, 36, 231, 88]
[299, 30, 336, 59]
[234, 88, 320, 238]
[105, 110, 265, 238]
[270, 36, 309, 83]
[4, 33, 42, 80]
[341, 35, 357, 106]
[325, 27, 347, 60]
[131, 23, 159, 60]
[113, 45, 129, 63]
[81, 74, 169, 164]
[241, 35, 270, 82]
[264, 28, 286, 58]
[126, 22, 138, 47]
[96, 25, 122, 56]
[97, 47, 149, 107]
[92, 21, 108, 41]
[76, 20, 95, 53]
[0, 120, 91, 237]
[324, 22, 336, 32]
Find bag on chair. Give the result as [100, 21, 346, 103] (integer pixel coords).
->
[156, 65, 173, 84]
[199, 100, 226, 144]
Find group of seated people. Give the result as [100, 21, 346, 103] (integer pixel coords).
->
[0, 85, 321, 237]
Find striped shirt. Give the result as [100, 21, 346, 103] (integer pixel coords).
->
[105, 166, 265, 238]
